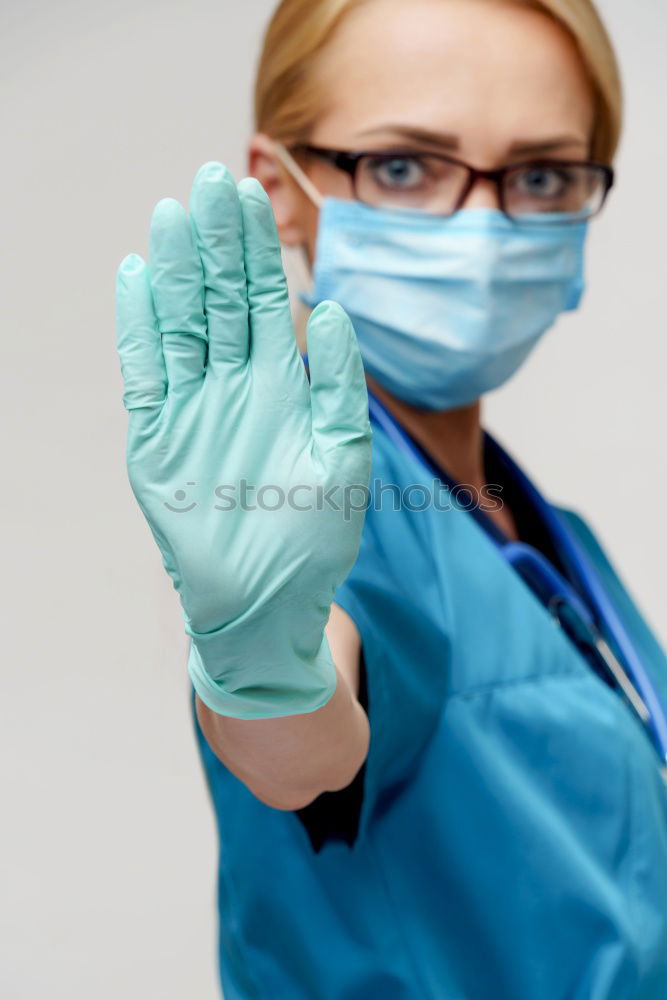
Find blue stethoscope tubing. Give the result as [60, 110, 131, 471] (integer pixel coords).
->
[366, 387, 667, 771]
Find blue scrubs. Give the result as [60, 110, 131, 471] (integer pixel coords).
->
[192, 417, 667, 999]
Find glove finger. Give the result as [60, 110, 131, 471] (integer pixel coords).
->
[307, 301, 372, 479]
[148, 197, 207, 395]
[115, 253, 167, 412]
[189, 162, 249, 374]
[238, 177, 308, 401]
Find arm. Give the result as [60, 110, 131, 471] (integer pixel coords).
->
[115, 165, 372, 789]
[195, 604, 368, 811]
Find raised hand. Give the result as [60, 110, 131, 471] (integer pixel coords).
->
[115, 163, 372, 719]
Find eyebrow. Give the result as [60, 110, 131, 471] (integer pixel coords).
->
[356, 125, 460, 149]
[355, 124, 589, 155]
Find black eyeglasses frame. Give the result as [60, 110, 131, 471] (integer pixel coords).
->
[289, 143, 615, 223]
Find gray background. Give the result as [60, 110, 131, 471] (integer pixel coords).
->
[1, 1, 665, 996]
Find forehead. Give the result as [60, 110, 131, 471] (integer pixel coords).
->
[311, 0, 594, 147]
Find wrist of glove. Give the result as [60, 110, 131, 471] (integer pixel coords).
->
[184, 597, 338, 720]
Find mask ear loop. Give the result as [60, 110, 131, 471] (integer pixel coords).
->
[272, 142, 324, 209]
[269, 142, 322, 345]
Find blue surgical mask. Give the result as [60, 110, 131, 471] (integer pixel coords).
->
[299, 197, 589, 411]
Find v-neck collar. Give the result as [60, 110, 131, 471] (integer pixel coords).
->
[377, 408, 572, 583]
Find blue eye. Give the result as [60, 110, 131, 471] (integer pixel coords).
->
[514, 166, 574, 199]
[365, 156, 427, 191]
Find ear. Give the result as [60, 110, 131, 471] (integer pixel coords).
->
[247, 133, 312, 248]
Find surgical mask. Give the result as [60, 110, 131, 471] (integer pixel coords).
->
[276, 144, 589, 411]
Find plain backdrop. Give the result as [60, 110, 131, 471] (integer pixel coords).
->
[1, 1, 665, 997]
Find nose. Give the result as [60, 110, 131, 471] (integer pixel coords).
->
[459, 176, 501, 211]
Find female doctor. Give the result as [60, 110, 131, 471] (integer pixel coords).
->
[115, 0, 667, 996]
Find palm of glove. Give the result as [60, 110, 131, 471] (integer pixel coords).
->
[115, 163, 371, 716]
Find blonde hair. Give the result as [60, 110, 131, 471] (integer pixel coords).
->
[254, 0, 622, 163]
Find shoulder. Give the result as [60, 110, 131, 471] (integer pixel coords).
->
[556, 504, 667, 677]
[555, 505, 628, 588]
[555, 504, 633, 606]
[556, 505, 604, 547]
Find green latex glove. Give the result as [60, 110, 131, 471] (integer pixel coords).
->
[115, 162, 372, 719]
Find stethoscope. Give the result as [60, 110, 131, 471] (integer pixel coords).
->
[366, 386, 667, 778]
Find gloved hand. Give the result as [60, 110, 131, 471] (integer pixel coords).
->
[115, 162, 372, 719]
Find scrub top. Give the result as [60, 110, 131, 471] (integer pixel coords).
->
[191, 417, 667, 1000]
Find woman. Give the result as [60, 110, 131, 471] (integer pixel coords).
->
[114, 0, 667, 996]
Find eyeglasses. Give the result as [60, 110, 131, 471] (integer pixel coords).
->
[288, 143, 614, 224]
